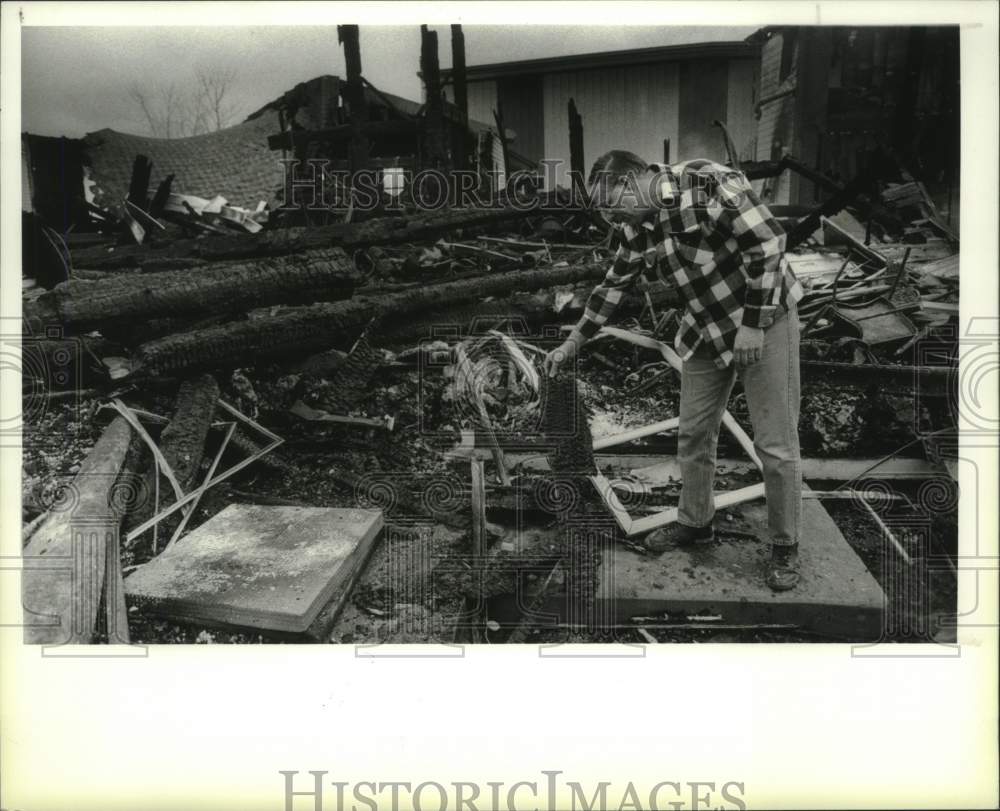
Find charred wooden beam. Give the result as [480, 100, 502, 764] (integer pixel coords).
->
[54, 247, 355, 295]
[742, 154, 903, 237]
[127, 155, 153, 211]
[26, 249, 361, 333]
[101, 315, 223, 349]
[337, 24, 370, 176]
[124, 374, 220, 549]
[451, 24, 468, 118]
[221, 430, 295, 477]
[316, 335, 382, 414]
[373, 297, 547, 346]
[785, 169, 880, 250]
[148, 174, 174, 218]
[69, 204, 547, 271]
[158, 376, 220, 492]
[420, 25, 448, 169]
[134, 260, 611, 376]
[451, 24, 468, 169]
[568, 98, 585, 203]
[566, 98, 611, 235]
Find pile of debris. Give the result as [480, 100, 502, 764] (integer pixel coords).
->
[20, 148, 961, 645]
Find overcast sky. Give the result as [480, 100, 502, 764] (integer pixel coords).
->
[21, 25, 757, 138]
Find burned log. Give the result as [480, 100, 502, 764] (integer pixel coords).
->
[125, 374, 220, 549]
[375, 297, 547, 346]
[102, 314, 235, 348]
[69, 204, 549, 271]
[26, 249, 360, 333]
[317, 336, 383, 414]
[226, 430, 294, 476]
[159, 375, 221, 490]
[134, 260, 611, 376]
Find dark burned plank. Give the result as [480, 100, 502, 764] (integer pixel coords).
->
[69, 204, 548, 271]
[124, 374, 220, 549]
[134, 260, 610, 377]
[26, 249, 361, 333]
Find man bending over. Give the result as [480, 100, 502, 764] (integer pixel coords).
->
[544, 151, 804, 591]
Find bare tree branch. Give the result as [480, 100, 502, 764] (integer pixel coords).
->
[194, 66, 239, 132]
[127, 82, 162, 136]
[126, 67, 241, 138]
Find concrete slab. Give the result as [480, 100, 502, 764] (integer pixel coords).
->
[125, 505, 383, 633]
[594, 495, 885, 639]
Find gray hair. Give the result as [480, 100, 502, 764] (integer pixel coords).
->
[587, 150, 651, 189]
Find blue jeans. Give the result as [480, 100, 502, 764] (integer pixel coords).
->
[677, 306, 802, 546]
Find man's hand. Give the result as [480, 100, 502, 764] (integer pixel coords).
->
[543, 338, 580, 378]
[733, 324, 764, 367]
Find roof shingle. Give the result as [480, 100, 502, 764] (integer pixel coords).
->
[81, 109, 284, 213]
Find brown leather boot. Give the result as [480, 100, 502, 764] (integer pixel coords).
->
[766, 543, 800, 591]
[642, 522, 715, 553]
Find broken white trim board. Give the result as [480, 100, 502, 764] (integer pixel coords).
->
[22, 415, 133, 644]
[125, 505, 383, 633]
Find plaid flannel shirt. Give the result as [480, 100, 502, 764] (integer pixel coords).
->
[575, 159, 804, 369]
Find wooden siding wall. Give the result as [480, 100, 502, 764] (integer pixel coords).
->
[448, 80, 499, 134]
[468, 79, 499, 130]
[498, 77, 545, 162]
[678, 59, 730, 163]
[542, 63, 680, 190]
[457, 56, 757, 190]
[726, 58, 759, 161]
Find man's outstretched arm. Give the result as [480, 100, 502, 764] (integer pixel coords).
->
[544, 228, 645, 376]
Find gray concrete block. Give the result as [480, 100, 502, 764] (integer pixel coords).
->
[125, 504, 383, 633]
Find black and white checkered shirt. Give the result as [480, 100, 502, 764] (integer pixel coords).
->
[575, 159, 804, 369]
